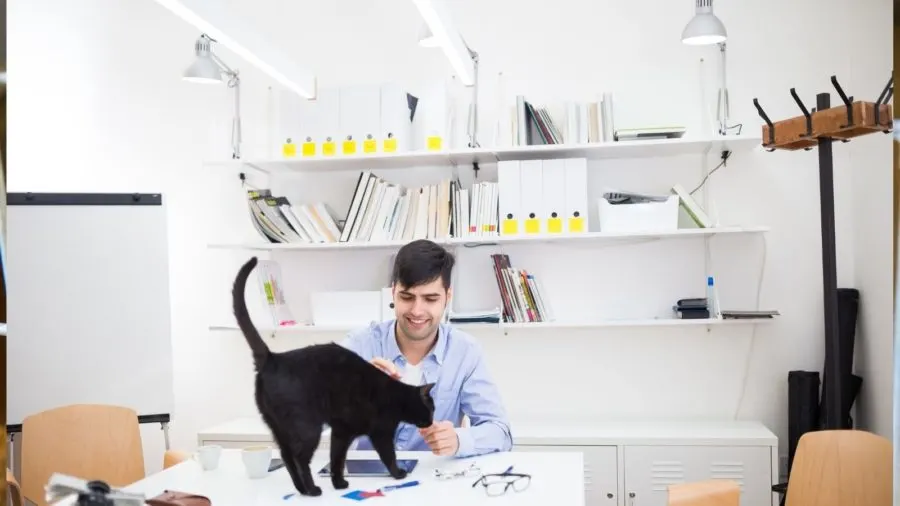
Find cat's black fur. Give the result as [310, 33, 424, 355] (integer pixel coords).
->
[232, 256, 436, 497]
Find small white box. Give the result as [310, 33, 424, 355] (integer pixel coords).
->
[597, 194, 679, 233]
[310, 291, 382, 327]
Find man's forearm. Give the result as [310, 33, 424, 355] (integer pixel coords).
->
[454, 419, 513, 458]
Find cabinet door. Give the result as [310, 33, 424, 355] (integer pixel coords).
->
[514, 445, 619, 506]
[623, 445, 772, 506]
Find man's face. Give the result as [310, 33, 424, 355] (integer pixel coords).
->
[393, 277, 451, 342]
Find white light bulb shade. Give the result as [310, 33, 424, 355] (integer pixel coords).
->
[681, 0, 727, 45]
[183, 55, 222, 83]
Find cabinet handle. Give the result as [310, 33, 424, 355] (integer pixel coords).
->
[606, 492, 613, 499]
[628, 491, 636, 505]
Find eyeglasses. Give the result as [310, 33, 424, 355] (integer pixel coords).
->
[434, 462, 482, 480]
[471, 466, 531, 497]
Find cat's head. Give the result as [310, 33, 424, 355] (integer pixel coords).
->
[404, 383, 436, 428]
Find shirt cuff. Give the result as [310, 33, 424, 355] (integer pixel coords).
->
[454, 427, 475, 458]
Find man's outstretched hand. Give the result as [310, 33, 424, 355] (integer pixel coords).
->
[370, 357, 402, 380]
[419, 421, 459, 456]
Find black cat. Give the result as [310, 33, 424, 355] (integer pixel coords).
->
[232, 256, 436, 497]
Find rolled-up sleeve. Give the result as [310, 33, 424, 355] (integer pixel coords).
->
[454, 350, 513, 458]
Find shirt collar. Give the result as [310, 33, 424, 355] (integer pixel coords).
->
[385, 320, 448, 366]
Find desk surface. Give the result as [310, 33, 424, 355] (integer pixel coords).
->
[119, 449, 584, 506]
[199, 416, 778, 446]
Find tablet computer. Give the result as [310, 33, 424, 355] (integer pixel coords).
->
[317, 459, 418, 477]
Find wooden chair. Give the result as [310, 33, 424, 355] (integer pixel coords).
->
[21, 404, 146, 506]
[7, 468, 23, 506]
[783, 429, 891, 506]
[163, 449, 191, 469]
[668, 480, 740, 506]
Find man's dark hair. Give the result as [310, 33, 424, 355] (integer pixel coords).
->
[391, 239, 455, 291]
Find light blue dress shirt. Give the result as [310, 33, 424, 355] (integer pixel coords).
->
[339, 320, 513, 458]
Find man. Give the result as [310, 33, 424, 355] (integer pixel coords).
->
[340, 239, 513, 458]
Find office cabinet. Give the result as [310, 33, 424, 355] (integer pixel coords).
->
[622, 445, 772, 506]
[513, 444, 618, 505]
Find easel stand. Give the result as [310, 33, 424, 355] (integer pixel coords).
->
[753, 73, 893, 506]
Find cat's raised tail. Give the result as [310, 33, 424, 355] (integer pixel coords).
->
[232, 256, 271, 369]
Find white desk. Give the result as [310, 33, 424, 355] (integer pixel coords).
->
[198, 416, 780, 506]
[110, 449, 584, 506]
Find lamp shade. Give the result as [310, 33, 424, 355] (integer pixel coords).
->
[681, 0, 727, 45]
[183, 56, 222, 83]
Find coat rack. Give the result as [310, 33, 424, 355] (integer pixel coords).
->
[753, 73, 892, 506]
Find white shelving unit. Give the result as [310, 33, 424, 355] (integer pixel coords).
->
[210, 225, 769, 251]
[209, 316, 773, 337]
[207, 134, 776, 333]
[205, 135, 762, 174]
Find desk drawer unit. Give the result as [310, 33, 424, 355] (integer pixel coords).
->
[513, 444, 618, 506]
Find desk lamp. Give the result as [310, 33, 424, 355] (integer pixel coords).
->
[184, 34, 242, 159]
[682, 0, 733, 136]
[413, 0, 480, 148]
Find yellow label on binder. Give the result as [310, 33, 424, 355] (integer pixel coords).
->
[426, 136, 442, 151]
[363, 139, 377, 153]
[501, 219, 518, 235]
[568, 216, 585, 233]
[524, 218, 540, 234]
[384, 138, 398, 153]
[322, 142, 337, 156]
[301, 142, 316, 157]
[282, 142, 297, 158]
[547, 217, 563, 233]
[342, 140, 357, 155]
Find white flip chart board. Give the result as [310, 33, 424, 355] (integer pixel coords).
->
[6, 192, 175, 430]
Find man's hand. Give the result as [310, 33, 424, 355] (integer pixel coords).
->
[370, 357, 401, 379]
[418, 421, 459, 456]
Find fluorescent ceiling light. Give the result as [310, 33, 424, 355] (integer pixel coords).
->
[412, 0, 475, 86]
[152, 0, 317, 98]
[681, 0, 727, 45]
[417, 23, 439, 48]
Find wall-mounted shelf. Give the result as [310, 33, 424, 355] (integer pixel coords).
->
[204, 135, 763, 174]
[209, 316, 774, 336]
[208, 225, 770, 252]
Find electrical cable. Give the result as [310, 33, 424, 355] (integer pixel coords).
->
[732, 232, 768, 419]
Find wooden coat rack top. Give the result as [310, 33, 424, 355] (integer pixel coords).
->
[754, 74, 893, 151]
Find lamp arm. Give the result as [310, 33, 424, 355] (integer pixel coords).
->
[465, 44, 480, 148]
[717, 41, 729, 135]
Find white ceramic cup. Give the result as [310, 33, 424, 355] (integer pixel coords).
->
[194, 445, 222, 471]
[242, 445, 273, 479]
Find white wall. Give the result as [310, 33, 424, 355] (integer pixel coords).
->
[8, 0, 893, 479]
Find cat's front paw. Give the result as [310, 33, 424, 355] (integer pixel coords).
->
[307, 485, 322, 497]
[332, 476, 349, 490]
[389, 467, 408, 480]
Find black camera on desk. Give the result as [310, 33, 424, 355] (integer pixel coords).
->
[45, 473, 145, 506]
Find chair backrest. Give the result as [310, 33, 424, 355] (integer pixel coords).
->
[21, 404, 145, 506]
[668, 479, 740, 506]
[786, 429, 891, 506]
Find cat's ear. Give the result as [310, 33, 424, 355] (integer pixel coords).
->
[419, 383, 436, 397]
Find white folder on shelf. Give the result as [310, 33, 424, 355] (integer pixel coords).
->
[380, 83, 413, 154]
[518, 159, 544, 235]
[540, 158, 566, 234]
[314, 87, 341, 156]
[497, 160, 522, 236]
[563, 157, 588, 233]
